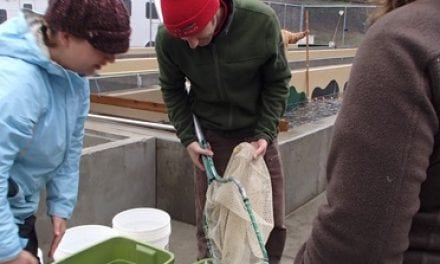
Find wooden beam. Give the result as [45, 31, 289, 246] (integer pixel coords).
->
[91, 94, 290, 131]
[304, 9, 310, 98]
[90, 94, 168, 113]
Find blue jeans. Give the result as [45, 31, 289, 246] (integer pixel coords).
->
[8, 179, 40, 263]
[18, 216, 40, 263]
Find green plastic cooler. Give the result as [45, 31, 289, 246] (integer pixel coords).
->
[192, 258, 215, 264]
[54, 237, 174, 264]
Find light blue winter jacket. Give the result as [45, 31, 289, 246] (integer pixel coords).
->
[0, 11, 89, 261]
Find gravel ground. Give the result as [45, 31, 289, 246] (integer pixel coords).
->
[284, 97, 343, 128]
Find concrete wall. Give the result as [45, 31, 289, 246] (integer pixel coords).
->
[279, 118, 334, 213]
[36, 130, 156, 259]
[155, 116, 335, 224]
[155, 138, 195, 224]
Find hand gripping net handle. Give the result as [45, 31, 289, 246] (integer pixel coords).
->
[193, 115, 269, 263]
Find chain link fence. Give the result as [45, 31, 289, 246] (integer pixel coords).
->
[264, 1, 377, 48]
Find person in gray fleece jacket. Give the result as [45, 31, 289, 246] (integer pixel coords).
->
[295, 0, 440, 263]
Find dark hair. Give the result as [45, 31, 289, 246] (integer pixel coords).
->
[41, 24, 57, 48]
[369, 0, 417, 24]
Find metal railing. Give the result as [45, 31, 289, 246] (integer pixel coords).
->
[263, 1, 377, 48]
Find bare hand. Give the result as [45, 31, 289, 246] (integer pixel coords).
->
[186, 141, 214, 171]
[250, 139, 268, 159]
[4, 251, 38, 264]
[48, 216, 67, 259]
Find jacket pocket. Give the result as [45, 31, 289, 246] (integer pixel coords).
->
[7, 178, 19, 198]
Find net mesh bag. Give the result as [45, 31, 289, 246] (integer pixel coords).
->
[204, 142, 274, 264]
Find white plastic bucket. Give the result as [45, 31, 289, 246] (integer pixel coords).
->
[53, 225, 117, 261]
[112, 208, 171, 249]
[37, 248, 44, 264]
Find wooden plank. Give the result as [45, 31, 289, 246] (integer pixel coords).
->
[91, 93, 290, 131]
[90, 94, 167, 113]
[101, 48, 357, 74]
[304, 9, 310, 98]
[90, 103, 169, 123]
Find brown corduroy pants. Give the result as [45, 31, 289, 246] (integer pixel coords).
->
[194, 130, 286, 264]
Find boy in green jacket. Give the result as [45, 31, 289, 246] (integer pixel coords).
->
[155, 0, 291, 262]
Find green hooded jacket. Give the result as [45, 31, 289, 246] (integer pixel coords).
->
[155, 0, 291, 146]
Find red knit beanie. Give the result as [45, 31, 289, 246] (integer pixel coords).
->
[161, 0, 220, 38]
[45, 0, 131, 54]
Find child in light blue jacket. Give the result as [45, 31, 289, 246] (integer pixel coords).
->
[0, 0, 131, 263]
